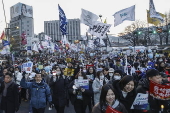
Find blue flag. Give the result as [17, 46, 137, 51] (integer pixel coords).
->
[2, 40, 10, 46]
[58, 4, 67, 35]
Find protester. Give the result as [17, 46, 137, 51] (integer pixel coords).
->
[92, 84, 128, 113]
[49, 67, 69, 113]
[20, 72, 53, 113]
[0, 72, 20, 113]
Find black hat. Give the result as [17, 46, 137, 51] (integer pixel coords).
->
[146, 69, 159, 78]
[119, 75, 134, 90]
[114, 69, 123, 76]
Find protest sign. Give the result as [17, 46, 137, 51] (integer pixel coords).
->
[75, 79, 89, 89]
[105, 106, 122, 113]
[86, 74, 94, 80]
[66, 58, 72, 63]
[21, 61, 33, 73]
[86, 64, 94, 69]
[64, 68, 75, 76]
[38, 65, 43, 69]
[149, 80, 170, 100]
[131, 93, 149, 110]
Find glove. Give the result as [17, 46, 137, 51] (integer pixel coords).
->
[49, 102, 53, 108]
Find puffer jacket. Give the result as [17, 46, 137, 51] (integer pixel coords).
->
[92, 78, 102, 105]
[20, 78, 52, 109]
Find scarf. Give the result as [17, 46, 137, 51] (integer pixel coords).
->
[3, 81, 13, 97]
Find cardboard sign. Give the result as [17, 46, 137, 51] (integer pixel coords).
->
[64, 68, 75, 76]
[105, 106, 122, 113]
[75, 79, 89, 89]
[131, 93, 149, 110]
[149, 80, 170, 100]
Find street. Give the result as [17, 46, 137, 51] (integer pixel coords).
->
[17, 100, 76, 113]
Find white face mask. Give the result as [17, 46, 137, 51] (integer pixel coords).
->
[100, 75, 104, 80]
[15, 71, 18, 73]
[114, 76, 121, 80]
[83, 70, 86, 73]
[109, 73, 113, 77]
[78, 76, 83, 80]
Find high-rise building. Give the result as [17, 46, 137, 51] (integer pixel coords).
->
[9, 2, 34, 51]
[44, 19, 81, 43]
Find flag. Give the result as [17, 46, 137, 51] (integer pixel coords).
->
[147, 10, 166, 26]
[104, 18, 107, 23]
[58, 4, 68, 35]
[12, 54, 15, 61]
[80, 8, 99, 27]
[21, 32, 27, 45]
[44, 35, 52, 41]
[113, 5, 135, 27]
[38, 43, 43, 50]
[149, 0, 164, 22]
[2, 40, 10, 46]
[32, 44, 39, 52]
[55, 44, 59, 51]
[0, 31, 6, 40]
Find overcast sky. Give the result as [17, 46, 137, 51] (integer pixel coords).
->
[0, 0, 170, 36]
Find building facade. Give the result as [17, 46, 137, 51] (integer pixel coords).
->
[44, 19, 81, 43]
[9, 2, 34, 51]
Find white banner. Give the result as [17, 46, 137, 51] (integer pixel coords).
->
[21, 61, 33, 73]
[113, 5, 135, 27]
[80, 8, 99, 27]
[88, 21, 111, 38]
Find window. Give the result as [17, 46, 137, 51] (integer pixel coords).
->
[27, 21, 29, 23]
[27, 34, 29, 35]
[27, 25, 29, 27]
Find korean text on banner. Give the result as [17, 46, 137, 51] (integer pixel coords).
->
[21, 61, 33, 73]
[131, 93, 149, 110]
[75, 79, 89, 89]
[86, 64, 94, 69]
[88, 21, 111, 38]
[149, 80, 170, 100]
[105, 106, 122, 113]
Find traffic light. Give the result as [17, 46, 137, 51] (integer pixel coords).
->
[138, 31, 142, 35]
[153, 30, 157, 34]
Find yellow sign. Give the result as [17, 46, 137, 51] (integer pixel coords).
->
[38, 65, 43, 69]
[66, 58, 72, 63]
[64, 68, 74, 76]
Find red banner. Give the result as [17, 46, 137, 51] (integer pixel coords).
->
[105, 106, 122, 113]
[86, 64, 94, 69]
[149, 80, 170, 100]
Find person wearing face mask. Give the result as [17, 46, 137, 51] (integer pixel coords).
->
[108, 68, 114, 80]
[49, 67, 69, 113]
[113, 75, 137, 113]
[68, 71, 93, 113]
[14, 67, 22, 85]
[92, 71, 104, 105]
[108, 70, 122, 85]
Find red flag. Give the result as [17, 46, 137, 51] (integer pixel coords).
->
[106, 106, 122, 113]
[0, 31, 6, 40]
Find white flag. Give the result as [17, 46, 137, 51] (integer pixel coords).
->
[88, 21, 111, 38]
[44, 35, 52, 40]
[32, 44, 39, 52]
[80, 8, 99, 27]
[149, 0, 164, 22]
[113, 5, 135, 27]
[87, 40, 94, 49]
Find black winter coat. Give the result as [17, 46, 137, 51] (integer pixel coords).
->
[136, 78, 170, 113]
[49, 75, 69, 107]
[113, 80, 137, 113]
[68, 80, 93, 106]
[0, 81, 20, 113]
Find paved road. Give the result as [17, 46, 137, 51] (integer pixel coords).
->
[17, 100, 76, 113]
[17, 100, 90, 113]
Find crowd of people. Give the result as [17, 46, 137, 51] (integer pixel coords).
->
[0, 50, 169, 113]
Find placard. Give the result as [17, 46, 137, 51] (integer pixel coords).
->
[64, 68, 75, 76]
[21, 61, 33, 73]
[75, 79, 89, 89]
[149, 80, 170, 100]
